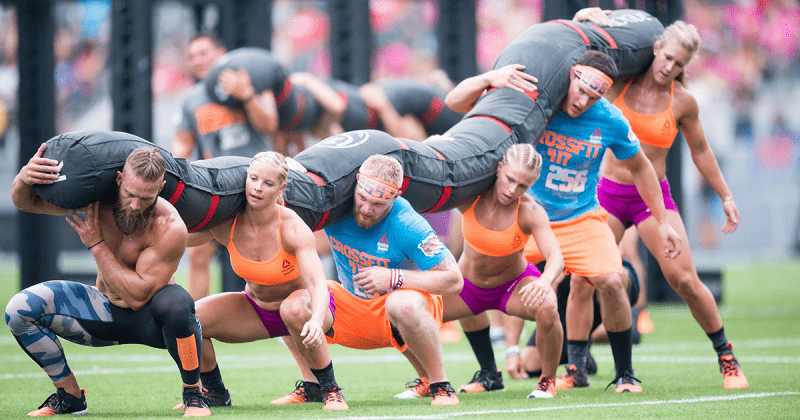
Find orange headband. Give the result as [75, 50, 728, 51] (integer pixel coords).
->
[356, 173, 400, 201]
[573, 64, 613, 97]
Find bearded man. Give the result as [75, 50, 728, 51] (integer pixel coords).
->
[6, 145, 211, 417]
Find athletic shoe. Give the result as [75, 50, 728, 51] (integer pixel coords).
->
[172, 386, 231, 409]
[202, 386, 231, 407]
[555, 365, 590, 390]
[586, 352, 598, 376]
[271, 380, 322, 404]
[181, 387, 211, 417]
[27, 388, 87, 417]
[606, 371, 643, 393]
[394, 378, 431, 399]
[457, 369, 504, 393]
[527, 376, 556, 398]
[719, 354, 749, 389]
[430, 382, 459, 406]
[322, 386, 349, 410]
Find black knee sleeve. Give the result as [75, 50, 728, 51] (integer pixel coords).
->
[151, 285, 202, 385]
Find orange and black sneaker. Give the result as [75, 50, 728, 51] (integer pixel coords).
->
[719, 354, 749, 389]
[555, 365, 590, 390]
[606, 371, 643, 393]
[322, 386, 349, 410]
[527, 376, 556, 399]
[430, 382, 459, 406]
[27, 388, 87, 417]
[394, 377, 431, 399]
[271, 380, 322, 404]
[173, 386, 230, 409]
[181, 387, 212, 417]
[456, 369, 504, 393]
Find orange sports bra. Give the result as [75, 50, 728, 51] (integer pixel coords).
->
[613, 80, 679, 149]
[461, 196, 528, 257]
[227, 213, 299, 285]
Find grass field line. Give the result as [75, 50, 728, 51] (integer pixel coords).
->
[3, 353, 800, 380]
[328, 391, 800, 420]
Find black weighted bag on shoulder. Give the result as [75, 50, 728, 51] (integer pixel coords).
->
[33, 130, 249, 232]
[466, 9, 664, 145]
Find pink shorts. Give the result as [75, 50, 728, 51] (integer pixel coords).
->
[460, 263, 541, 314]
[243, 289, 335, 338]
[597, 177, 679, 227]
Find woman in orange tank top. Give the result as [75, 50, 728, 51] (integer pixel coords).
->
[438, 144, 565, 398]
[576, 9, 747, 390]
[184, 151, 348, 410]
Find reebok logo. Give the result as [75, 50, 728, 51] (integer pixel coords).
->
[281, 259, 296, 276]
[590, 128, 602, 144]
[377, 234, 389, 252]
[512, 234, 522, 249]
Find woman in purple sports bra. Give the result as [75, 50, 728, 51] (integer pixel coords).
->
[576, 8, 748, 390]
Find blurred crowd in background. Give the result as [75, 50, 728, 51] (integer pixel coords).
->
[0, 0, 798, 263]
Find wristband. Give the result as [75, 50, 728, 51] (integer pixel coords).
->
[722, 196, 733, 202]
[87, 239, 104, 250]
[505, 345, 520, 357]
[390, 269, 404, 290]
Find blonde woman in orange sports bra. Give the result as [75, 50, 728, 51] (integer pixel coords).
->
[440, 144, 565, 399]
[183, 151, 348, 411]
[576, 9, 747, 390]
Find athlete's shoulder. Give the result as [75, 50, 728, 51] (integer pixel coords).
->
[594, 99, 634, 133]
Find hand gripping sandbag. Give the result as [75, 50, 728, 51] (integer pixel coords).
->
[33, 130, 249, 232]
[203, 47, 309, 130]
[466, 9, 664, 145]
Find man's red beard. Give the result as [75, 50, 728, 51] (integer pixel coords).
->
[353, 206, 385, 229]
[113, 198, 156, 236]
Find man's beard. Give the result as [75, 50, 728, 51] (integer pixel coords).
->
[113, 199, 156, 236]
[353, 206, 382, 230]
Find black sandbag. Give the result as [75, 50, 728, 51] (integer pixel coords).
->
[380, 79, 465, 136]
[325, 79, 373, 132]
[287, 121, 513, 229]
[277, 83, 325, 131]
[466, 9, 664, 145]
[33, 130, 249, 232]
[30, 128, 504, 232]
[31, 11, 665, 234]
[204, 47, 310, 131]
[204, 48, 288, 109]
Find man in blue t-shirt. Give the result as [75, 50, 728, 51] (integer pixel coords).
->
[445, 51, 681, 394]
[275, 153, 463, 406]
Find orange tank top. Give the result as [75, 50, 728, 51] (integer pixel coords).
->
[461, 196, 528, 257]
[227, 213, 299, 285]
[613, 80, 679, 149]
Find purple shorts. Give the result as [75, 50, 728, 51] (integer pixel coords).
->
[597, 177, 679, 227]
[460, 263, 541, 315]
[242, 288, 336, 338]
